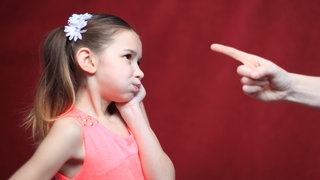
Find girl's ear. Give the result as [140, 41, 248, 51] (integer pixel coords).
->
[76, 47, 97, 74]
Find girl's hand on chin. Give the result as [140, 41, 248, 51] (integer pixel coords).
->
[116, 84, 146, 111]
[133, 84, 146, 103]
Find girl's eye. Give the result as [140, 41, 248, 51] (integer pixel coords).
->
[124, 54, 132, 60]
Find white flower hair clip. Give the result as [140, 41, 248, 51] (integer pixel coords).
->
[64, 13, 92, 42]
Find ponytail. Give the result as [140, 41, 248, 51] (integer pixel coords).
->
[26, 27, 76, 141]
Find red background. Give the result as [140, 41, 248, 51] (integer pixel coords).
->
[1, 0, 320, 179]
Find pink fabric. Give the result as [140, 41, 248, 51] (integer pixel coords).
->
[55, 107, 145, 180]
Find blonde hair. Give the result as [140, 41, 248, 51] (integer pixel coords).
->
[27, 14, 135, 142]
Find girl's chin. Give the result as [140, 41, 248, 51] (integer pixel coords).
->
[114, 94, 135, 103]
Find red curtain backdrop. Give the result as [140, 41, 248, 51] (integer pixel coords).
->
[1, 0, 320, 179]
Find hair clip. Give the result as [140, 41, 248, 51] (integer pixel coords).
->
[64, 13, 92, 42]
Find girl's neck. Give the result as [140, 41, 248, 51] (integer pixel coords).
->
[74, 85, 112, 119]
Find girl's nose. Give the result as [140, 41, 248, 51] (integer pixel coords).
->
[135, 66, 144, 80]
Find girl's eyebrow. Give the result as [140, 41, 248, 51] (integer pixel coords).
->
[123, 49, 137, 54]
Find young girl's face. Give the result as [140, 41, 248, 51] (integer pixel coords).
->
[95, 30, 144, 102]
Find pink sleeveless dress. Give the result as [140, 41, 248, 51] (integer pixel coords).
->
[55, 107, 145, 180]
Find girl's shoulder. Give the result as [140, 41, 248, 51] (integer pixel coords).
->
[49, 105, 88, 145]
[51, 116, 83, 143]
[42, 116, 84, 160]
[25, 116, 84, 178]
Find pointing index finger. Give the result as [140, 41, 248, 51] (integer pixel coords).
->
[210, 43, 256, 69]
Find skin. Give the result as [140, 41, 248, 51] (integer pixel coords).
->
[210, 43, 320, 108]
[10, 30, 175, 180]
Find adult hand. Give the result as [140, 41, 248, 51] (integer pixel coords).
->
[210, 43, 293, 102]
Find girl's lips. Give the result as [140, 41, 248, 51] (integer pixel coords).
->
[133, 84, 141, 91]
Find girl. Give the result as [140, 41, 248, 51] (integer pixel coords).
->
[10, 13, 175, 180]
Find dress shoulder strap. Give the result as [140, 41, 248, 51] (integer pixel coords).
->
[57, 106, 99, 127]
